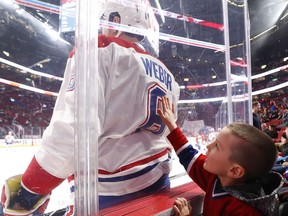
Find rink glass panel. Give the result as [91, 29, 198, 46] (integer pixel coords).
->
[0, 0, 251, 213]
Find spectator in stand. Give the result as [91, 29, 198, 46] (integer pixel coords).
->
[283, 97, 288, 109]
[252, 100, 262, 130]
[278, 107, 285, 120]
[266, 124, 278, 140]
[270, 100, 278, 113]
[260, 107, 270, 123]
[273, 128, 288, 183]
[278, 108, 288, 129]
[261, 123, 269, 134]
[276, 128, 288, 157]
[270, 109, 279, 120]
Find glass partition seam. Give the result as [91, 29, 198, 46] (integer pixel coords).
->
[75, 0, 100, 215]
[222, 0, 233, 124]
[244, 0, 253, 125]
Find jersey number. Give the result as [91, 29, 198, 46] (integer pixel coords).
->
[137, 84, 167, 135]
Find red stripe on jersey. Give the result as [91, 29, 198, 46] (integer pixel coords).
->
[64, 205, 75, 216]
[68, 35, 147, 60]
[22, 156, 65, 195]
[67, 174, 74, 182]
[69, 48, 75, 58]
[98, 34, 148, 54]
[99, 148, 171, 175]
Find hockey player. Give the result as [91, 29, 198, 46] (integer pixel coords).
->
[4, 131, 15, 146]
[1, 0, 180, 215]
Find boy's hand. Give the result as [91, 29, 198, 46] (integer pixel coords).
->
[157, 96, 178, 132]
[172, 197, 191, 216]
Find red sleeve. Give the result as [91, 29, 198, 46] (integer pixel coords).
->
[22, 156, 65, 195]
[167, 127, 189, 151]
[69, 47, 75, 58]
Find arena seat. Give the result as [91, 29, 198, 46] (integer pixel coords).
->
[266, 119, 283, 128]
[99, 181, 204, 216]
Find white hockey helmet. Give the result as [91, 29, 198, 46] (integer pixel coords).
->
[101, 0, 149, 40]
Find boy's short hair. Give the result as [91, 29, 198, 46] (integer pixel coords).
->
[227, 123, 277, 182]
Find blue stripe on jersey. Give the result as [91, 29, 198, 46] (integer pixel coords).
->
[70, 185, 75, 193]
[177, 145, 199, 170]
[99, 158, 170, 182]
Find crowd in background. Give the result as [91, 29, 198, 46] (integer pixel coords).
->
[0, 56, 287, 139]
[256, 96, 288, 143]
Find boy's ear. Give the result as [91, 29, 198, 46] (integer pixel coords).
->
[227, 164, 245, 179]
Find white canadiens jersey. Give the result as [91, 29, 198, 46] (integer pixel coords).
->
[5, 134, 14, 143]
[35, 35, 180, 196]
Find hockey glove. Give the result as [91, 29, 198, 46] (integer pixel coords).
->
[1, 174, 50, 216]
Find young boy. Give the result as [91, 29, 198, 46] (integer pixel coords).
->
[158, 96, 283, 216]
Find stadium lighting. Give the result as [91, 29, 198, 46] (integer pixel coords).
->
[3, 51, 9, 56]
[261, 64, 267, 69]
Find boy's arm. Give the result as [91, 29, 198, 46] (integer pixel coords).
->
[158, 96, 211, 191]
[157, 96, 189, 149]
